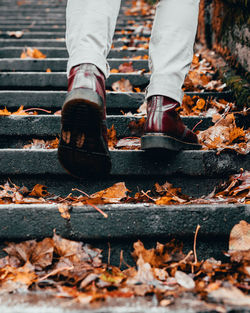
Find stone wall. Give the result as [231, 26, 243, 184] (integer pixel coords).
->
[197, 0, 249, 73]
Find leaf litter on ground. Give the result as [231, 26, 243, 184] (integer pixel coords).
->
[0, 171, 249, 209]
[0, 221, 249, 307]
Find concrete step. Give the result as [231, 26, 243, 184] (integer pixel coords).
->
[0, 25, 142, 32]
[0, 149, 248, 177]
[0, 90, 146, 111]
[0, 20, 149, 27]
[0, 72, 149, 90]
[0, 115, 213, 142]
[0, 58, 149, 72]
[0, 32, 150, 40]
[0, 202, 248, 262]
[0, 38, 149, 48]
[0, 47, 148, 58]
[0, 90, 233, 111]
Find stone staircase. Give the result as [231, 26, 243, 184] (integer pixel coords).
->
[0, 0, 249, 273]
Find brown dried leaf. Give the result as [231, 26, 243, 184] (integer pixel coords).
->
[118, 62, 134, 73]
[30, 238, 54, 270]
[208, 286, 250, 306]
[29, 184, 49, 197]
[132, 240, 185, 268]
[111, 78, 133, 92]
[58, 204, 71, 220]
[4, 240, 37, 264]
[0, 262, 37, 293]
[107, 125, 118, 149]
[90, 182, 128, 203]
[229, 220, 250, 252]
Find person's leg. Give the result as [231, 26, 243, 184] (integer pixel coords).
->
[147, 0, 200, 103]
[66, 0, 121, 78]
[58, 0, 121, 178]
[141, 0, 201, 151]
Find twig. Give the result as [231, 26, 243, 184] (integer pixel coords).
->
[180, 250, 193, 264]
[72, 188, 90, 198]
[87, 202, 108, 218]
[24, 108, 52, 114]
[235, 168, 244, 180]
[72, 188, 108, 218]
[119, 250, 123, 269]
[58, 193, 72, 203]
[192, 119, 203, 132]
[141, 190, 155, 202]
[168, 250, 193, 268]
[38, 266, 74, 281]
[119, 250, 131, 269]
[192, 224, 201, 273]
[107, 242, 111, 265]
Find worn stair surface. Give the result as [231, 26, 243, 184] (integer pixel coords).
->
[0, 0, 249, 312]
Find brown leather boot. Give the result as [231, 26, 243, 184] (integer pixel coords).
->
[141, 95, 201, 151]
[58, 64, 111, 178]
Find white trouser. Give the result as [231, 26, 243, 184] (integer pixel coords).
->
[66, 0, 200, 104]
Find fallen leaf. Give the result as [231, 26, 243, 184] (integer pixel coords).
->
[118, 62, 134, 73]
[132, 240, 186, 268]
[208, 286, 250, 306]
[0, 107, 11, 116]
[0, 262, 37, 293]
[90, 182, 128, 203]
[112, 78, 133, 92]
[175, 270, 195, 289]
[30, 238, 54, 270]
[229, 220, 250, 252]
[7, 31, 23, 38]
[110, 68, 119, 73]
[29, 184, 49, 197]
[107, 125, 118, 149]
[58, 204, 71, 220]
[20, 47, 46, 59]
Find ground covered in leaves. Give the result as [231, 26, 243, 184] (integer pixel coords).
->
[0, 221, 249, 309]
[0, 171, 249, 210]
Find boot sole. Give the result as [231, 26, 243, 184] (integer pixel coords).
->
[141, 133, 202, 151]
[58, 88, 111, 178]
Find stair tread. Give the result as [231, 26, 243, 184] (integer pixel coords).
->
[0, 149, 248, 176]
